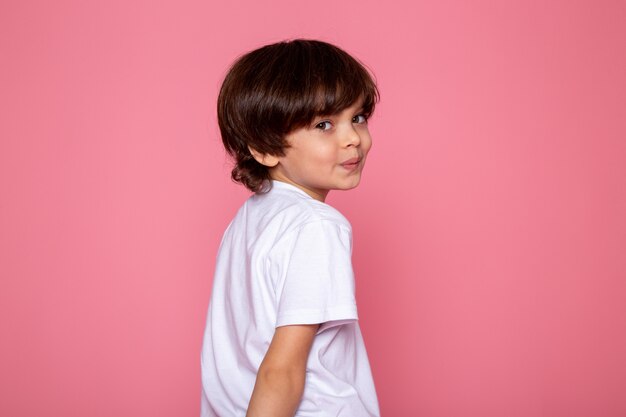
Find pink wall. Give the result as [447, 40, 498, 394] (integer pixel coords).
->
[1, 1, 625, 416]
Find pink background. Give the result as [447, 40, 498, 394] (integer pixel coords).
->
[1, 1, 625, 416]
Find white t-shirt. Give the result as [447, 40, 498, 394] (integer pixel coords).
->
[201, 180, 380, 416]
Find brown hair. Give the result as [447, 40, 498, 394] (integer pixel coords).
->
[217, 39, 379, 193]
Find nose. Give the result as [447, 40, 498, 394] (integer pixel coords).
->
[345, 125, 361, 147]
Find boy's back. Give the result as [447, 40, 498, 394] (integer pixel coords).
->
[201, 180, 380, 416]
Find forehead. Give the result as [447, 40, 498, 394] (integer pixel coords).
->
[312, 93, 367, 117]
[320, 98, 366, 116]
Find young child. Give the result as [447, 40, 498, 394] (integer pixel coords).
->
[201, 39, 380, 417]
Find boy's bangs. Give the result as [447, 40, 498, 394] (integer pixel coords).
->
[311, 76, 378, 117]
[285, 50, 379, 129]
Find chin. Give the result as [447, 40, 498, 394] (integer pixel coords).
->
[336, 177, 362, 191]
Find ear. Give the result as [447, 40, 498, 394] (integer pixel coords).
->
[248, 145, 280, 168]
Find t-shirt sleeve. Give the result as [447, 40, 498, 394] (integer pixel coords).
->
[274, 220, 358, 333]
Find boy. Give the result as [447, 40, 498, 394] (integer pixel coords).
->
[201, 39, 380, 417]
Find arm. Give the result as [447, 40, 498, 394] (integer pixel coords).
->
[246, 323, 319, 417]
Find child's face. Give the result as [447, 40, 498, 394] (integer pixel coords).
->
[269, 99, 372, 202]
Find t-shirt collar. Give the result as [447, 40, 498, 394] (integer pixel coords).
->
[270, 180, 313, 199]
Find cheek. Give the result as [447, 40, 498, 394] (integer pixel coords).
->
[362, 133, 373, 154]
[309, 142, 337, 162]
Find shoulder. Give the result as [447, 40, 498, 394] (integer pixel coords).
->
[299, 201, 352, 233]
[253, 181, 352, 234]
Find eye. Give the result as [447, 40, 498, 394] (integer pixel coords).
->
[352, 114, 368, 124]
[315, 121, 333, 131]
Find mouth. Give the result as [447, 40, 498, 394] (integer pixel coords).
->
[340, 156, 363, 170]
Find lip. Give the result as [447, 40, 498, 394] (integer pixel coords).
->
[340, 156, 363, 171]
[340, 156, 362, 165]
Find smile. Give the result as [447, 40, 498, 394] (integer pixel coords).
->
[340, 157, 362, 171]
